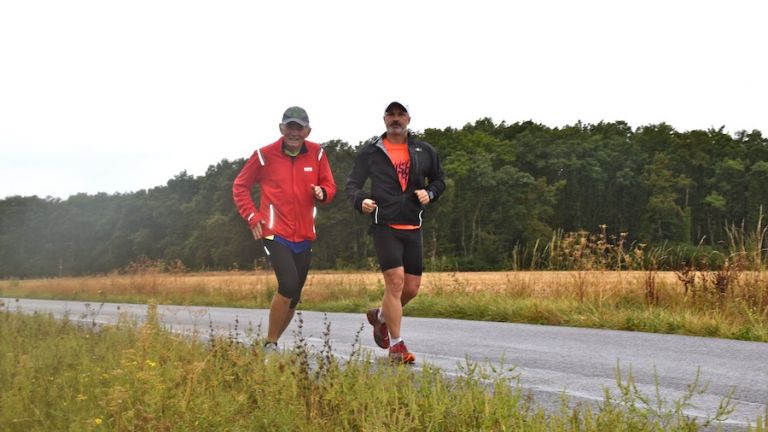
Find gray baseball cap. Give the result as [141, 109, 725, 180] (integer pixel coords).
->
[282, 106, 310, 126]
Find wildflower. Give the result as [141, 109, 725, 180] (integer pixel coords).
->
[145, 360, 157, 368]
[94, 417, 103, 425]
[76, 394, 87, 401]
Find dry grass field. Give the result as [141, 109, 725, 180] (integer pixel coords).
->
[2, 269, 767, 341]
[1, 269, 683, 297]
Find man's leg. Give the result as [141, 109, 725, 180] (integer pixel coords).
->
[381, 266, 405, 339]
[263, 240, 301, 344]
[382, 266, 416, 363]
[400, 228, 424, 307]
[267, 293, 293, 343]
[401, 273, 421, 306]
[273, 248, 310, 341]
[381, 229, 422, 363]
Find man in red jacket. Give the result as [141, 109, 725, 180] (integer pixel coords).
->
[233, 106, 336, 352]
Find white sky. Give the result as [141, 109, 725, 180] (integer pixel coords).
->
[1, 1, 766, 199]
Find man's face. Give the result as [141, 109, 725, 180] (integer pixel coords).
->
[280, 122, 311, 148]
[384, 107, 410, 135]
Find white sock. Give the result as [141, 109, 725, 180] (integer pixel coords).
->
[377, 308, 385, 323]
[390, 337, 402, 346]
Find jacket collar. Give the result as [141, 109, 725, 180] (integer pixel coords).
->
[377, 132, 413, 146]
[278, 138, 308, 156]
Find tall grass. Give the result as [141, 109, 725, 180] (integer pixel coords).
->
[0, 306, 749, 431]
[508, 211, 767, 274]
[2, 220, 767, 342]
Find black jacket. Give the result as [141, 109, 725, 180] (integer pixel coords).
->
[345, 133, 446, 227]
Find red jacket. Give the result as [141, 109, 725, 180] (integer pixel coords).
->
[233, 138, 336, 242]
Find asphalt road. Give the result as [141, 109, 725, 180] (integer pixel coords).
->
[3, 297, 766, 429]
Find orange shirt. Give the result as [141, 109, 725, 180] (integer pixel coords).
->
[383, 139, 420, 230]
[383, 138, 410, 191]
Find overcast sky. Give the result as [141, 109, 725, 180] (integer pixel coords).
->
[1, 1, 766, 200]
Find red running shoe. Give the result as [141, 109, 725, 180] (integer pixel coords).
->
[366, 308, 390, 349]
[389, 341, 415, 364]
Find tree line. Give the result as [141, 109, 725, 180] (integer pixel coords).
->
[2, 119, 767, 278]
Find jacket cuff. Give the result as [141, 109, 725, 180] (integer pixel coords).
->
[247, 213, 261, 229]
[354, 195, 367, 213]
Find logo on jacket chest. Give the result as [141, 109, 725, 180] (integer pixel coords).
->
[303, 167, 313, 172]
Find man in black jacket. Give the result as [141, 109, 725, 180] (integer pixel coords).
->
[346, 101, 446, 363]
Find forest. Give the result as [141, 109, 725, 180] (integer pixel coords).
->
[2, 119, 767, 277]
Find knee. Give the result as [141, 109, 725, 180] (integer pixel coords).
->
[277, 284, 295, 299]
[277, 288, 301, 309]
[383, 273, 405, 294]
[277, 280, 301, 304]
[403, 284, 419, 299]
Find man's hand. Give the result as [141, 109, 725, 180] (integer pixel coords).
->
[311, 184, 325, 200]
[415, 189, 430, 205]
[250, 221, 263, 240]
[361, 198, 377, 214]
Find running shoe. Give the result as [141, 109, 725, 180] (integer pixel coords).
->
[366, 308, 390, 349]
[263, 341, 279, 354]
[389, 341, 415, 364]
[262, 341, 279, 365]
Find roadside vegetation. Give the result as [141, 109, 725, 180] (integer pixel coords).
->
[2, 267, 767, 343]
[1, 222, 765, 430]
[2, 305, 758, 431]
[2, 222, 766, 342]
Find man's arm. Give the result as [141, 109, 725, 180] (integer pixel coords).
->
[345, 148, 372, 213]
[424, 145, 446, 202]
[315, 148, 337, 203]
[232, 151, 263, 229]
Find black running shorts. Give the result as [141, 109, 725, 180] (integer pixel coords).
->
[371, 225, 423, 276]
[262, 239, 312, 308]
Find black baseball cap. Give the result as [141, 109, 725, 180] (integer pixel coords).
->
[385, 101, 409, 114]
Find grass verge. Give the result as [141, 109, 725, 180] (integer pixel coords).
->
[2, 306, 758, 431]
